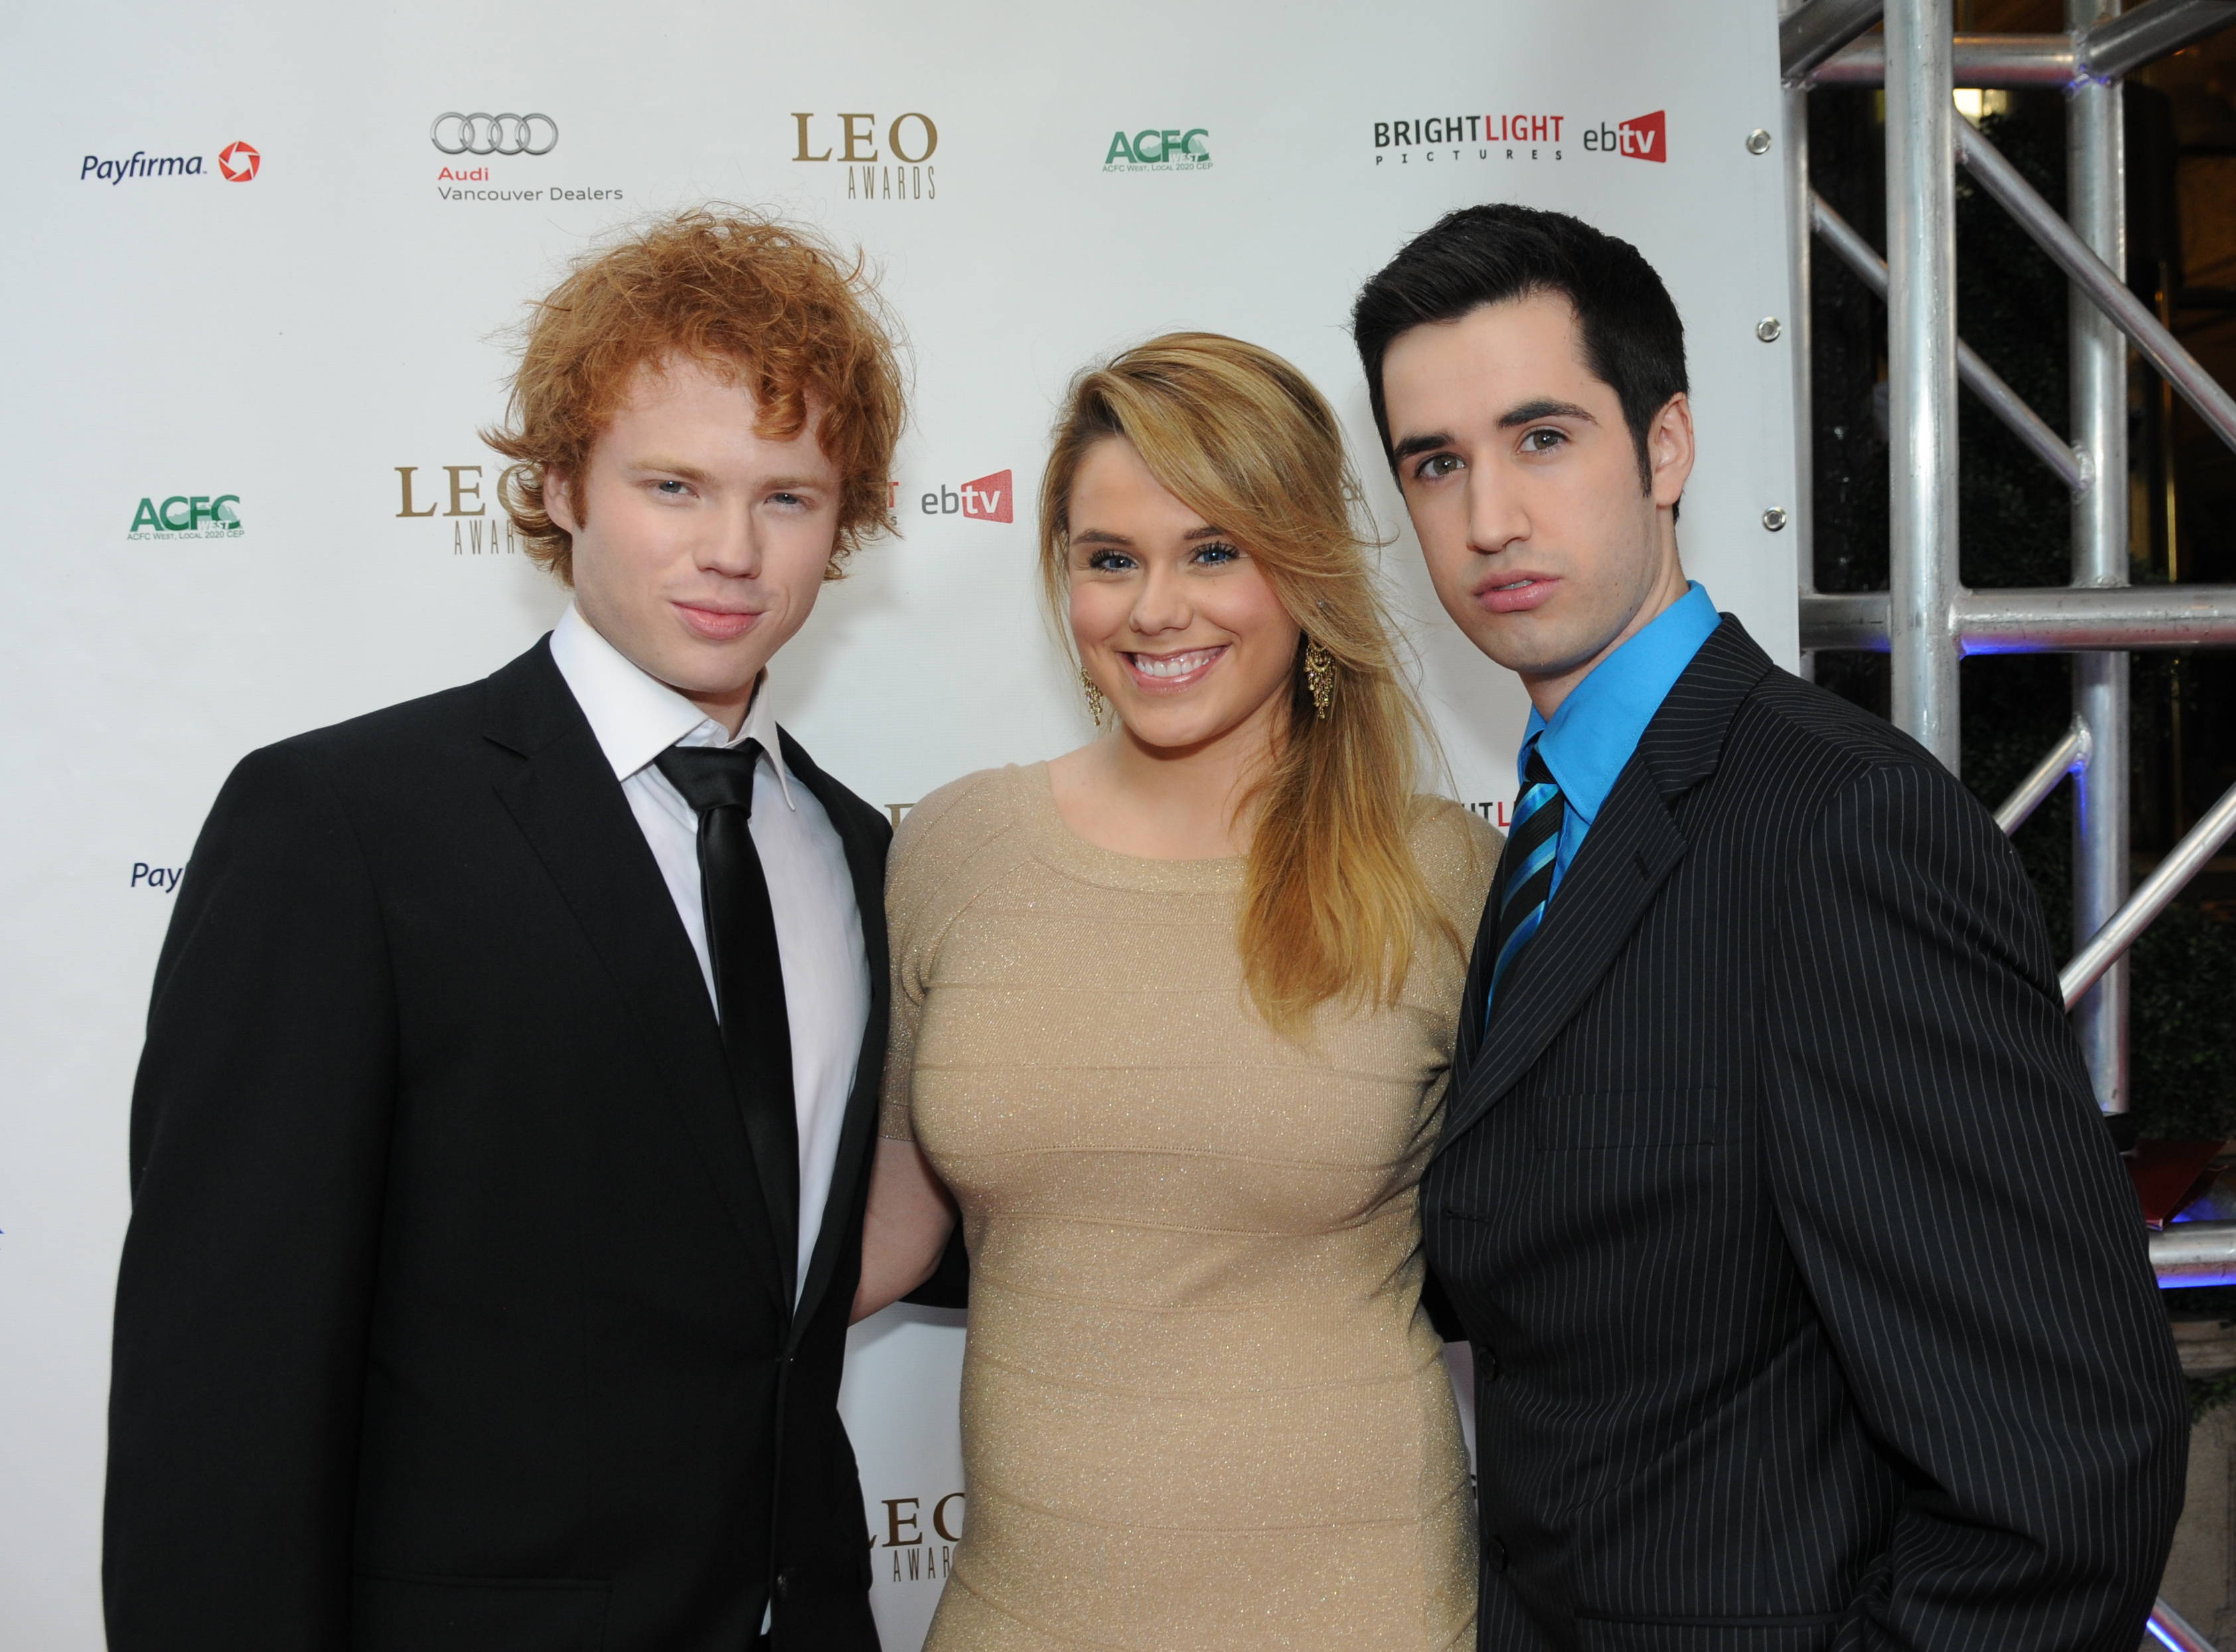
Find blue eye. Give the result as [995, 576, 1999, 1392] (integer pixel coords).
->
[1194, 540, 1240, 565]
[1086, 550, 1136, 572]
[656, 479, 690, 495]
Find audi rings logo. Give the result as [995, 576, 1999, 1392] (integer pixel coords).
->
[430, 112, 557, 157]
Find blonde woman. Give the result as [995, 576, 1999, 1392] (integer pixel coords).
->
[854, 334, 1498, 1650]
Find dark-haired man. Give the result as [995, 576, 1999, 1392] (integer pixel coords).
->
[1353, 203, 2184, 1651]
[106, 210, 900, 1651]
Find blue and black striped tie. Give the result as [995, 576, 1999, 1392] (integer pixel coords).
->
[1482, 744, 1565, 1032]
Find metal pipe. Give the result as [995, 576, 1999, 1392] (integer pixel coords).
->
[2067, 0, 2130, 1114]
[1798, 584, 2236, 651]
[1786, 73, 1818, 681]
[2154, 1220, 2236, 1287]
[1812, 33, 2078, 84]
[1993, 718, 2090, 833]
[2150, 1594, 2228, 1651]
[1958, 121, 2236, 460]
[1783, 0, 1887, 82]
[1810, 193, 2087, 491]
[2082, 0, 2236, 80]
[1885, 0, 1962, 771]
[1960, 585, 2236, 649]
[2061, 770, 2236, 1008]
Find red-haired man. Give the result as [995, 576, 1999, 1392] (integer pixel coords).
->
[106, 209, 908, 1652]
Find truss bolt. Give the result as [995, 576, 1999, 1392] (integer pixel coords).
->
[1746, 128, 1773, 155]
[1762, 507, 1789, 532]
[1756, 317, 1783, 342]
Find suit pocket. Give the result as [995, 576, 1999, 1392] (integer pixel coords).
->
[352, 1572, 610, 1651]
[1530, 1087, 1729, 1150]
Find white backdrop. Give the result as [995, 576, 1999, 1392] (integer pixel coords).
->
[0, 3, 1798, 1644]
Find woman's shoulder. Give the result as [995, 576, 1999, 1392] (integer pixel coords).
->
[889, 764, 1042, 904]
[894, 764, 1024, 858]
[1407, 794, 1501, 918]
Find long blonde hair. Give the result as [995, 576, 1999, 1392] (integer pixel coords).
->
[1037, 333, 1458, 1033]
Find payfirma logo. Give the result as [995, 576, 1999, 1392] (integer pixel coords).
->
[128, 493, 242, 540]
[920, 469, 1012, 523]
[792, 111, 939, 201]
[1104, 127, 1210, 171]
[1371, 109, 1666, 166]
[82, 142, 260, 185]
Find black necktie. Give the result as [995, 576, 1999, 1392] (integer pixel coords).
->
[1478, 744, 1567, 1034]
[655, 742, 799, 1297]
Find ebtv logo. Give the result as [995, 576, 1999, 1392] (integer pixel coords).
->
[919, 469, 1012, 523]
[1581, 110, 1666, 162]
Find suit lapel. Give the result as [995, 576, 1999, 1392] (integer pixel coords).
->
[482, 641, 791, 1316]
[779, 731, 892, 1339]
[1443, 776, 1688, 1142]
[1442, 618, 1775, 1146]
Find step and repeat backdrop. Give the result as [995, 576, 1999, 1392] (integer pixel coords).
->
[0, 1, 1797, 1644]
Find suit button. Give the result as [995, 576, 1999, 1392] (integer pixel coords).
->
[1487, 1535, 1509, 1574]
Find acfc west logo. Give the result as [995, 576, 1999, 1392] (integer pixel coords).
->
[127, 493, 243, 540]
[1103, 127, 1210, 172]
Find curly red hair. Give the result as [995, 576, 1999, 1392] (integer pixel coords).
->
[484, 206, 907, 583]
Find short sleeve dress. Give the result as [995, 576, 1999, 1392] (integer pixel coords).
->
[882, 762, 1498, 1651]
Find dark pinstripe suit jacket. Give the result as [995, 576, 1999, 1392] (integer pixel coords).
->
[1424, 617, 2187, 1652]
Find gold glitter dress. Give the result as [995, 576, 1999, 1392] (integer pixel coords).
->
[882, 763, 1496, 1651]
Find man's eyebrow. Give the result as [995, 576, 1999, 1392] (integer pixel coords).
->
[1390, 430, 1456, 465]
[1496, 398, 1597, 429]
[627, 457, 716, 484]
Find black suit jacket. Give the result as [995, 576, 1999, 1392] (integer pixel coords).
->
[106, 639, 890, 1652]
[1426, 618, 2186, 1652]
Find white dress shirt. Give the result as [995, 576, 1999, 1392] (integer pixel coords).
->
[549, 604, 870, 1303]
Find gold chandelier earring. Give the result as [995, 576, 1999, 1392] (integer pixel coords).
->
[1079, 667, 1107, 724]
[1302, 637, 1336, 720]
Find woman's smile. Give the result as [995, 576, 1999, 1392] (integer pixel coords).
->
[1122, 644, 1228, 692]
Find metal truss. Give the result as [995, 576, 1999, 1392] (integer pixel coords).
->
[1781, 5, 2236, 1635]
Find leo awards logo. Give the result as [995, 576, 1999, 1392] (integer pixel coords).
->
[394, 461, 531, 555]
[80, 141, 261, 185]
[1103, 127, 1211, 173]
[1371, 108, 1667, 168]
[127, 493, 243, 541]
[874, 1491, 964, 1588]
[791, 112, 939, 201]
[919, 469, 1012, 523]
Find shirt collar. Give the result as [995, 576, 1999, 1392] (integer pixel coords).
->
[547, 604, 798, 810]
[1520, 582, 1721, 829]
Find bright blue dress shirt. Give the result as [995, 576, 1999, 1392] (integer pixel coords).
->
[1521, 581, 1721, 896]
